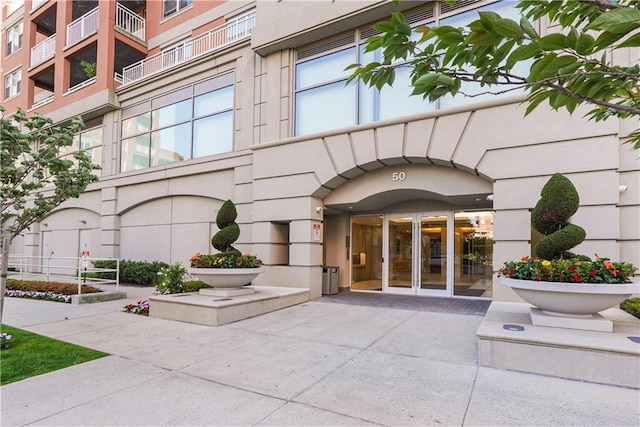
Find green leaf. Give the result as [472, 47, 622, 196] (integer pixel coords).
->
[565, 27, 579, 50]
[575, 33, 595, 55]
[585, 8, 640, 34]
[538, 33, 566, 51]
[373, 21, 395, 33]
[506, 43, 541, 69]
[593, 31, 627, 51]
[492, 18, 523, 37]
[618, 33, 640, 49]
[529, 53, 557, 81]
[520, 16, 539, 40]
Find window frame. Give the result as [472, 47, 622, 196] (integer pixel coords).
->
[4, 69, 21, 100]
[162, 0, 193, 19]
[120, 73, 235, 173]
[5, 21, 23, 56]
[293, 0, 519, 136]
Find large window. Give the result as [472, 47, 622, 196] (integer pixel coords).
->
[60, 126, 104, 177]
[4, 69, 21, 100]
[294, 0, 521, 136]
[5, 21, 23, 56]
[121, 74, 234, 172]
[163, 0, 192, 19]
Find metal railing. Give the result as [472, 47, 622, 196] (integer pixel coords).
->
[29, 95, 54, 111]
[116, 3, 145, 40]
[122, 12, 255, 85]
[66, 6, 99, 47]
[66, 77, 97, 94]
[114, 72, 124, 84]
[3, 254, 120, 292]
[30, 33, 56, 67]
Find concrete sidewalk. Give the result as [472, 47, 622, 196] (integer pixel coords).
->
[1, 287, 639, 426]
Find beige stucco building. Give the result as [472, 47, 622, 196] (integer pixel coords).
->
[3, 0, 638, 302]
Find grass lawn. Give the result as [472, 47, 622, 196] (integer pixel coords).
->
[0, 324, 108, 386]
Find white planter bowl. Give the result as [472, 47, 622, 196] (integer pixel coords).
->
[188, 267, 265, 289]
[500, 277, 640, 316]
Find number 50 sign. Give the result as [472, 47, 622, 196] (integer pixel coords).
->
[392, 172, 406, 181]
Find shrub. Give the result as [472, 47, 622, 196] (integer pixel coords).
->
[92, 259, 169, 286]
[210, 199, 241, 257]
[154, 263, 187, 295]
[621, 298, 640, 319]
[531, 173, 586, 260]
[91, 260, 117, 280]
[182, 280, 210, 292]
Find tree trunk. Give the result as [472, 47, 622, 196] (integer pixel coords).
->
[0, 235, 10, 325]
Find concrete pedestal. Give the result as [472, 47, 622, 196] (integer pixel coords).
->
[477, 301, 640, 388]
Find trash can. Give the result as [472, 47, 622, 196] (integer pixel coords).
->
[322, 266, 339, 295]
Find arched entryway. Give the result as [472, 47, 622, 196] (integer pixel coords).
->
[323, 164, 494, 298]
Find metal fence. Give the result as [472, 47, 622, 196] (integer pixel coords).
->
[3, 255, 120, 294]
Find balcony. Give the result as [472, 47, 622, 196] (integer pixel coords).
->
[30, 33, 56, 67]
[122, 12, 255, 85]
[116, 3, 145, 41]
[66, 6, 99, 47]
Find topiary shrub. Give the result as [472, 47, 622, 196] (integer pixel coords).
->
[210, 199, 242, 259]
[532, 173, 587, 260]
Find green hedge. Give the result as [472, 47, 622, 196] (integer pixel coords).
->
[91, 259, 169, 286]
[621, 298, 640, 319]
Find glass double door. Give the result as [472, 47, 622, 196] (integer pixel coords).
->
[385, 213, 451, 296]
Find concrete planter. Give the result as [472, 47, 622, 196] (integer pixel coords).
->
[500, 277, 639, 315]
[500, 277, 640, 331]
[188, 267, 265, 289]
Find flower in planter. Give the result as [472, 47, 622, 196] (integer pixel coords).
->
[499, 173, 637, 283]
[499, 255, 636, 284]
[190, 200, 262, 269]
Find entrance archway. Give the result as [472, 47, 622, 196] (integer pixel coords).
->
[323, 164, 494, 298]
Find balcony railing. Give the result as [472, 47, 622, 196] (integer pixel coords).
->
[29, 95, 54, 111]
[66, 6, 99, 47]
[122, 12, 256, 85]
[116, 3, 145, 40]
[66, 77, 97, 95]
[30, 33, 56, 67]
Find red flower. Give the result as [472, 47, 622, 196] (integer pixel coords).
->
[574, 273, 581, 281]
[589, 269, 597, 276]
[568, 265, 576, 272]
[558, 274, 565, 280]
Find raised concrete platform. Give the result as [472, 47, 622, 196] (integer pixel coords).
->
[149, 286, 310, 326]
[71, 291, 127, 305]
[477, 301, 640, 388]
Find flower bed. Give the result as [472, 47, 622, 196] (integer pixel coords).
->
[4, 279, 104, 304]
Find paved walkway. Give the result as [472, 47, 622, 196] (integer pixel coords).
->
[1, 286, 639, 426]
